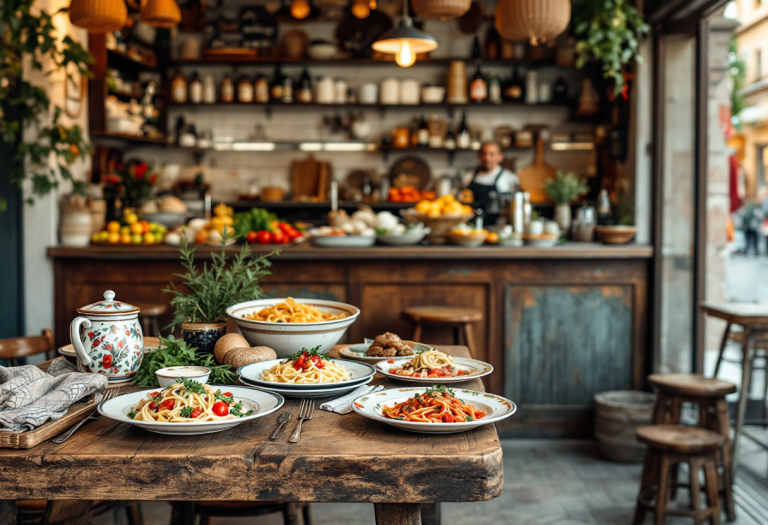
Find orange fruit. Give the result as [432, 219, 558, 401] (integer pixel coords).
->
[106, 221, 121, 233]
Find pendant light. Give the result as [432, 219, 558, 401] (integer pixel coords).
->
[140, 0, 181, 28]
[290, 0, 311, 19]
[372, 0, 438, 67]
[352, 0, 370, 19]
[495, 0, 570, 47]
[69, 0, 127, 32]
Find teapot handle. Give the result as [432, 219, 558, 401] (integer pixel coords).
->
[70, 316, 93, 368]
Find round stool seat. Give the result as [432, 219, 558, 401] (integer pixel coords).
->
[402, 306, 482, 324]
[136, 303, 167, 317]
[636, 425, 724, 455]
[648, 373, 737, 398]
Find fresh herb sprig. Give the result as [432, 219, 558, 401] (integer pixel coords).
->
[424, 385, 456, 398]
[179, 406, 194, 418]
[285, 346, 327, 363]
[132, 335, 237, 387]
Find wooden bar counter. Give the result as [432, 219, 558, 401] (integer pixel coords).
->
[49, 242, 653, 438]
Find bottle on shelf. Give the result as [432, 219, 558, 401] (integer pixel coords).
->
[597, 187, 612, 225]
[202, 75, 216, 104]
[170, 70, 187, 104]
[416, 114, 430, 147]
[220, 75, 234, 103]
[525, 68, 539, 104]
[488, 75, 501, 104]
[444, 127, 456, 150]
[469, 64, 487, 103]
[471, 36, 482, 62]
[552, 76, 568, 104]
[297, 68, 313, 103]
[504, 68, 524, 102]
[282, 74, 293, 103]
[484, 19, 501, 60]
[188, 71, 203, 104]
[457, 112, 471, 149]
[174, 116, 186, 146]
[237, 75, 254, 103]
[271, 65, 284, 101]
[254, 74, 270, 103]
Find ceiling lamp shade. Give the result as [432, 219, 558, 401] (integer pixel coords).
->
[412, 0, 471, 22]
[495, 0, 571, 47]
[290, 0, 311, 19]
[140, 0, 181, 28]
[69, 0, 127, 33]
[352, 0, 370, 19]
[372, 0, 437, 67]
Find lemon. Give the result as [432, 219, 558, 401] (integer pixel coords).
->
[106, 221, 121, 233]
[131, 234, 143, 244]
[98, 231, 109, 242]
[120, 234, 132, 244]
[124, 212, 138, 225]
[91, 232, 100, 243]
[143, 232, 156, 244]
[222, 215, 234, 226]
[210, 216, 224, 229]
[487, 232, 499, 244]
[121, 226, 130, 236]
[107, 231, 120, 244]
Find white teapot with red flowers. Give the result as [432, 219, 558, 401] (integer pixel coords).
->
[70, 290, 144, 385]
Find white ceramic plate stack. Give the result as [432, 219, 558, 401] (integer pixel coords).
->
[352, 387, 516, 434]
[98, 386, 284, 435]
[374, 356, 494, 384]
[238, 358, 377, 399]
[376, 227, 431, 246]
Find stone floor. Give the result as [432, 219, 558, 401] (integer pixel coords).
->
[93, 438, 767, 525]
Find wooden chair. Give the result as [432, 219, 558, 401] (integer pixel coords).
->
[647, 373, 737, 521]
[401, 306, 482, 358]
[136, 303, 168, 337]
[634, 425, 723, 525]
[0, 329, 55, 366]
[170, 501, 313, 525]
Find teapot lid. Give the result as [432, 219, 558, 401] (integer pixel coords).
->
[77, 290, 140, 316]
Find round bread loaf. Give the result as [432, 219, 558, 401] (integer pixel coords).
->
[225, 346, 278, 370]
[214, 333, 249, 364]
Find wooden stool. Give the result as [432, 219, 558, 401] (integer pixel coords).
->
[634, 425, 724, 525]
[648, 374, 736, 522]
[401, 306, 482, 358]
[170, 501, 312, 525]
[135, 303, 167, 337]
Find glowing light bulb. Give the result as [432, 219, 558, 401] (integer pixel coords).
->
[352, 0, 370, 18]
[395, 41, 415, 67]
[290, 0, 310, 19]
[369, 0, 377, 9]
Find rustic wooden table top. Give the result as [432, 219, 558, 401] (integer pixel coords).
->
[0, 346, 502, 524]
[701, 301, 768, 324]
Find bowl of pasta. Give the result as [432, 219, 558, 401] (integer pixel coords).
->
[226, 297, 360, 357]
[352, 385, 516, 434]
[97, 380, 284, 435]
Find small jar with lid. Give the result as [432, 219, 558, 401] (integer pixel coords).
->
[221, 75, 234, 103]
[170, 71, 187, 104]
[237, 75, 254, 103]
[202, 75, 216, 104]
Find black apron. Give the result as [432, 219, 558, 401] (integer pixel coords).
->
[467, 167, 505, 210]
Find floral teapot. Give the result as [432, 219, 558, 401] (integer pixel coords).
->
[70, 290, 144, 383]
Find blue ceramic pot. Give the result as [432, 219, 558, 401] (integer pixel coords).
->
[181, 322, 227, 355]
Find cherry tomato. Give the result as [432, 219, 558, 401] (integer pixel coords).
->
[212, 401, 229, 417]
[278, 223, 292, 233]
[246, 231, 258, 244]
[271, 231, 287, 244]
[148, 402, 157, 411]
[285, 228, 301, 240]
[256, 230, 272, 244]
[433, 369, 446, 377]
[310, 354, 324, 369]
[294, 354, 307, 370]
[442, 413, 454, 423]
[190, 407, 203, 418]
[159, 399, 175, 411]
[149, 392, 160, 397]
[222, 392, 233, 397]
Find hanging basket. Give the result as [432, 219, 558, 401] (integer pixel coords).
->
[140, 0, 181, 28]
[412, 0, 472, 21]
[495, 0, 571, 46]
[69, 0, 127, 33]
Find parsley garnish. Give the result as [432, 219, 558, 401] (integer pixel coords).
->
[179, 406, 194, 418]
[180, 378, 206, 396]
[127, 410, 138, 419]
[214, 391, 234, 404]
[425, 385, 455, 398]
[230, 402, 254, 417]
[286, 346, 328, 363]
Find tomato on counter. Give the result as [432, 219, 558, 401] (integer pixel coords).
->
[256, 231, 272, 244]
[388, 186, 436, 203]
[246, 231, 259, 244]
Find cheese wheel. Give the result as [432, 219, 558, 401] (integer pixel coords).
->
[214, 333, 249, 364]
[225, 346, 278, 370]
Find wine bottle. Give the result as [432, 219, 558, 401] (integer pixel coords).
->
[417, 114, 429, 147]
[298, 68, 313, 103]
[504, 68, 524, 101]
[457, 112, 471, 149]
[469, 64, 487, 103]
[489, 75, 501, 104]
[471, 36, 482, 62]
[270, 64, 283, 101]
[444, 128, 456, 150]
[484, 19, 501, 60]
[552, 76, 568, 104]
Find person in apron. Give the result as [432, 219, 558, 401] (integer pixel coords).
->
[461, 141, 519, 212]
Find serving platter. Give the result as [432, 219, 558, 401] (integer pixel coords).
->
[98, 386, 283, 435]
[310, 235, 376, 248]
[237, 358, 376, 389]
[352, 387, 516, 434]
[374, 357, 493, 384]
[239, 375, 373, 398]
[376, 228, 430, 246]
[338, 342, 435, 362]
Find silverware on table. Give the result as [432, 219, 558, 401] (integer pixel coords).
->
[52, 388, 119, 444]
[288, 399, 314, 443]
[269, 411, 293, 441]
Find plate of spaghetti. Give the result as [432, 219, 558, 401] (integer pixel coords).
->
[97, 381, 283, 435]
[352, 385, 516, 434]
[374, 349, 493, 383]
[227, 298, 360, 357]
[238, 347, 376, 390]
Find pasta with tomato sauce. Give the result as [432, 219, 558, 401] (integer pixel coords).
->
[381, 385, 486, 423]
[388, 349, 470, 379]
[260, 347, 351, 384]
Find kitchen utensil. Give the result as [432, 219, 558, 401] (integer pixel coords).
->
[261, 187, 285, 202]
[380, 78, 400, 104]
[449, 231, 488, 247]
[52, 388, 119, 444]
[292, 155, 331, 201]
[311, 234, 376, 248]
[70, 290, 143, 385]
[377, 227, 431, 246]
[334, 78, 348, 103]
[270, 411, 293, 440]
[289, 398, 315, 443]
[516, 136, 556, 203]
[320, 385, 383, 414]
[400, 79, 420, 105]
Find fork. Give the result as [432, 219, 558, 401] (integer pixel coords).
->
[269, 411, 293, 441]
[52, 388, 119, 444]
[288, 399, 314, 443]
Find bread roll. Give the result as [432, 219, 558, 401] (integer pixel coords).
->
[214, 333, 249, 364]
[225, 346, 278, 370]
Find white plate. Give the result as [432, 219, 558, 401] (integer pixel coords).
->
[374, 356, 494, 384]
[376, 228, 430, 246]
[338, 342, 436, 362]
[226, 298, 360, 357]
[240, 376, 373, 398]
[98, 385, 284, 435]
[310, 235, 376, 248]
[352, 387, 516, 434]
[237, 358, 376, 389]
[524, 238, 560, 247]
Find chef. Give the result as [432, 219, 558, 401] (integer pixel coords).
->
[461, 141, 519, 210]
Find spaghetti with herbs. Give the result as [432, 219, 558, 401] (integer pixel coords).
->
[381, 385, 487, 423]
[261, 348, 351, 384]
[244, 297, 346, 323]
[388, 349, 470, 379]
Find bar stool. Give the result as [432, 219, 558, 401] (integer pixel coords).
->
[648, 373, 736, 522]
[701, 302, 768, 473]
[401, 306, 482, 358]
[634, 425, 723, 525]
[135, 303, 167, 337]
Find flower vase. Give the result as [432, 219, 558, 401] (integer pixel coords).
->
[554, 204, 572, 236]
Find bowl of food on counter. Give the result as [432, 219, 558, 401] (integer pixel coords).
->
[402, 195, 475, 244]
[522, 219, 561, 247]
[339, 331, 436, 362]
[595, 225, 637, 245]
[485, 225, 523, 247]
[227, 297, 360, 357]
[449, 223, 488, 247]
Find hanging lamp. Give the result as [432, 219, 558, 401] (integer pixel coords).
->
[412, 0, 471, 22]
[69, 0, 127, 33]
[290, 0, 311, 19]
[495, 0, 570, 47]
[140, 0, 181, 28]
[371, 0, 437, 67]
[352, 0, 370, 19]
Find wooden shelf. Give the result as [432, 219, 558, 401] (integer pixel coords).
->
[90, 131, 168, 145]
[107, 49, 161, 73]
[166, 101, 572, 110]
[169, 57, 563, 68]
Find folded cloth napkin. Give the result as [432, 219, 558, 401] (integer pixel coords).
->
[0, 358, 108, 433]
[320, 385, 384, 415]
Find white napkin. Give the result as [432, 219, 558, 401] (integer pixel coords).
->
[320, 385, 384, 415]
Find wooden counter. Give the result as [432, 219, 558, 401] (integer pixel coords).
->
[49, 242, 652, 438]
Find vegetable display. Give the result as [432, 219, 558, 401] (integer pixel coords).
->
[234, 207, 303, 244]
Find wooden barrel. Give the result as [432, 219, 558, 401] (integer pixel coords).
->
[594, 391, 656, 463]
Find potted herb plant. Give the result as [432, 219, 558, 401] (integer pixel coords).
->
[544, 171, 589, 233]
[164, 235, 274, 354]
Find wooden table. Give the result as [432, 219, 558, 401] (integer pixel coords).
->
[0, 346, 503, 525]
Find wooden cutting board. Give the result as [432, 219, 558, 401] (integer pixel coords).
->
[517, 137, 556, 203]
[0, 394, 98, 449]
[291, 155, 332, 201]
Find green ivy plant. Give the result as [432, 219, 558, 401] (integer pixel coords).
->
[572, 0, 650, 94]
[0, 0, 94, 212]
[545, 171, 589, 205]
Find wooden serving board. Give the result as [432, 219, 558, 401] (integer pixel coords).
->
[0, 394, 98, 450]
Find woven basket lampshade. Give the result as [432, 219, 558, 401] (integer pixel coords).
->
[412, 0, 472, 21]
[495, 0, 571, 47]
[69, 0, 127, 33]
[140, 0, 181, 28]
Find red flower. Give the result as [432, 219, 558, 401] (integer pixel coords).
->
[87, 332, 95, 338]
[118, 341, 124, 349]
[102, 354, 113, 368]
[104, 344, 113, 351]
[148, 173, 158, 185]
[92, 340, 100, 348]
[135, 162, 148, 179]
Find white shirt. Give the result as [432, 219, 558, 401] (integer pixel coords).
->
[462, 167, 519, 194]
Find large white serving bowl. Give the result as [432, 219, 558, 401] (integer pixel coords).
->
[226, 298, 360, 357]
[98, 386, 284, 435]
[352, 387, 516, 434]
[238, 358, 376, 389]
